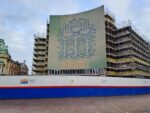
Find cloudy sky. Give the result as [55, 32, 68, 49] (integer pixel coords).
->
[0, 0, 150, 74]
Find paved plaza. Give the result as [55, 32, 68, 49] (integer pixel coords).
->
[0, 95, 150, 113]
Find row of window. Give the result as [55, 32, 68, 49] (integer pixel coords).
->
[48, 69, 105, 75]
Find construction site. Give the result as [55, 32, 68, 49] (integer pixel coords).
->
[105, 10, 150, 77]
[32, 7, 150, 77]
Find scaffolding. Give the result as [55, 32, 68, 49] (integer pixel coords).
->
[32, 34, 47, 75]
[105, 14, 150, 77]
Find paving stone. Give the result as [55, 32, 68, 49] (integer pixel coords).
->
[0, 95, 150, 113]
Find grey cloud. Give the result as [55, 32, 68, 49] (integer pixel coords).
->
[0, 0, 81, 74]
[0, 0, 150, 74]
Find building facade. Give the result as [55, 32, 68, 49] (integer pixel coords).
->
[32, 6, 150, 77]
[32, 35, 47, 75]
[20, 61, 29, 75]
[0, 39, 28, 75]
[105, 13, 150, 77]
[0, 39, 11, 75]
[9, 61, 21, 75]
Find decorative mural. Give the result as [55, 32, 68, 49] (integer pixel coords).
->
[48, 6, 107, 69]
[58, 18, 96, 60]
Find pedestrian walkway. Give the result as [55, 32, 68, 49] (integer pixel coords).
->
[0, 95, 150, 113]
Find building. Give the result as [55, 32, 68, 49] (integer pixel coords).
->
[32, 6, 150, 77]
[105, 13, 150, 77]
[0, 39, 28, 75]
[0, 39, 11, 75]
[9, 61, 21, 75]
[20, 61, 29, 75]
[32, 35, 47, 75]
